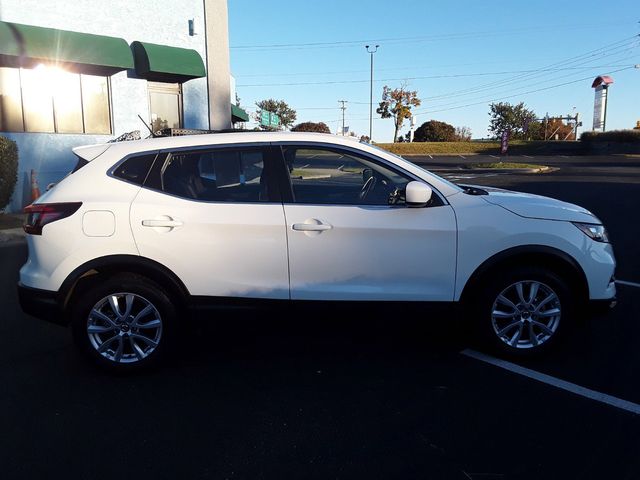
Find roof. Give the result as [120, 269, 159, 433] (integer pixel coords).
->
[72, 132, 461, 198]
[591, 75, 614, 88]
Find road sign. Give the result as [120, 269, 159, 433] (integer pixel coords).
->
[260, 110, 270, 126]
[260, 111, 281, 127]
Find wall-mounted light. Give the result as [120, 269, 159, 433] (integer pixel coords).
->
[188, 19, 197, 36]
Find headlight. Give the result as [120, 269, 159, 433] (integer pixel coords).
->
[573, 222, 609, 243]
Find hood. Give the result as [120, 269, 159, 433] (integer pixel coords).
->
[474, 185, 599, 223]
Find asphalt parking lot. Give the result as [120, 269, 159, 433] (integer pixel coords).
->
[1, 154, 639, 479]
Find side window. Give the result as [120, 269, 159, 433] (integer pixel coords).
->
[112, 153, 157, 186]
[283, 146, 411, 206]
[160, 148, 269, 203]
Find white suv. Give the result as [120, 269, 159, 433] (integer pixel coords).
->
[18, 132, 616, 369]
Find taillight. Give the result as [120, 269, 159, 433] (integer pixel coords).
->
[23, 202, 82, 235]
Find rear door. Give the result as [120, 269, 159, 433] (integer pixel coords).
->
[278, 144, 457, 301]
[129, 144, 290, 299]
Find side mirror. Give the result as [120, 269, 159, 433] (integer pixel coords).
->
[405, 181, 433, 208]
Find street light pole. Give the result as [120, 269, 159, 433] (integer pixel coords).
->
[365, 44, 379, 142]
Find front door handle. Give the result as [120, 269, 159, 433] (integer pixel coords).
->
[292, 218, 333, 234]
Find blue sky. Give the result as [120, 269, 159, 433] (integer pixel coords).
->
[228, 0, 639, 142]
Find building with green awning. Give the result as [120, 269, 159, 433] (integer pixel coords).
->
[0, 0, 250, 212]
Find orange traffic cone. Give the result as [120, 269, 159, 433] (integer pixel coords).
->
[30, 169, 41, 202]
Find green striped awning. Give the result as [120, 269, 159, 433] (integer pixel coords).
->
[231, 104, 249, 123]
[0, 21, 134, 75]
[131, 41, 206, 83]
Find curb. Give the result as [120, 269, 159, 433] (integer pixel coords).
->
[427, 166, 552, 174]
[0, 228, 25, 245]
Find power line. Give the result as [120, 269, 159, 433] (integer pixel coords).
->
[336, 66, 635, 120]
[420, 38, 640, 103]
[230, 22, 635, 51]
[237, 63, 637, 87]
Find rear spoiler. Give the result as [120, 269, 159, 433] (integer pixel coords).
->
[72, 143, 111, 162]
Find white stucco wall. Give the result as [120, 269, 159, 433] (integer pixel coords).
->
[0, 0, 211, 211]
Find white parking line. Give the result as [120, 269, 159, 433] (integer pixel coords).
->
[489, 155, 500, 159]
[521, 155, 533, 159]
[461, 349, 640, 416]
[428, 154, 433, 159]
[616, 279, 640, 288]
[459, 154, 466, 159]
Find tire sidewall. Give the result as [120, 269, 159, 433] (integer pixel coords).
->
[70, 275, 176, 372]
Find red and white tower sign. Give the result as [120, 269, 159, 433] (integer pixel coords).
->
[591, 75, 613, 132]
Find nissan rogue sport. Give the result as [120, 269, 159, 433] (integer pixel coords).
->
[18, 132, 616, 370]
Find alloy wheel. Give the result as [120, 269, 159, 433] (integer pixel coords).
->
[87, 293, 163, 363]
[491, 280, 561, 349]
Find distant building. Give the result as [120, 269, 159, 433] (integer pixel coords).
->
[0, 0, 248, 211]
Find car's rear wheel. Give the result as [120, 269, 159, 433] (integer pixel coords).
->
[476, 267, 574, 355]
[71, 274, 176, 371]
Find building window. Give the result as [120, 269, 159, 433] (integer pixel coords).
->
[0, 65, 112, 134]
[148, 82, 182, 133]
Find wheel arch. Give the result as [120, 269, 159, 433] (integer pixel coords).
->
[459, 245, 589, 305]
[59, 255, 190, 312]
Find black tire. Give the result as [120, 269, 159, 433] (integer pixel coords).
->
[472, 266, 575, 356]
[70, 273, 177, 372]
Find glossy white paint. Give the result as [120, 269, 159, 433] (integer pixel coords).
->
[20, 132, 616, 307]
[284, 204, 457, 301]
[405, 181, 433, 207]
[479, 186, 599, 223]
[449, 191, 616, 300]
[129, 188, 289, 298]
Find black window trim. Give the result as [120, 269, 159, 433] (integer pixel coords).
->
[139, 142, 284, 204]
[272, 141, 448, 207]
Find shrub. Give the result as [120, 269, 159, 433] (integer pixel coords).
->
[0, 136, 18, 210]
[414, 120, 456, 142]
[291, 121, 331, 133]
[580, 130, 640, 143]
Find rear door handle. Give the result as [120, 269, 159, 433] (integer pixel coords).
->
[142, 218, 183, 228]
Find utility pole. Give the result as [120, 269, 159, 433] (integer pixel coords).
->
[338, 100, 348, 136]
[365, 45, 379, 142]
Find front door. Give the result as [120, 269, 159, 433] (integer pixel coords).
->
[130, 145, 289, 299]
[279, 145, 457, 301]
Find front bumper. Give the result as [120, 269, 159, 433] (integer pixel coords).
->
[17, 282, 67, 326]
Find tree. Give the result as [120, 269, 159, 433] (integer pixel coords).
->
[454, 126, 472, 142]
[291, 121, 331, 133]
[413, 120, 456, 142]
[488, 102, 536, 140]
[541, 117, 575, 141]
[254, 99, 297, 131]
[376, 85, 421, 143]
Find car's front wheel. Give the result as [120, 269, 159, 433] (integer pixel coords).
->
[476, 267, 574, 355]
[71, 274, 176, 371]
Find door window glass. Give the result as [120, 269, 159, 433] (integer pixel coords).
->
[283, 146, 411, 205]
[160, 148, 269, 202]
